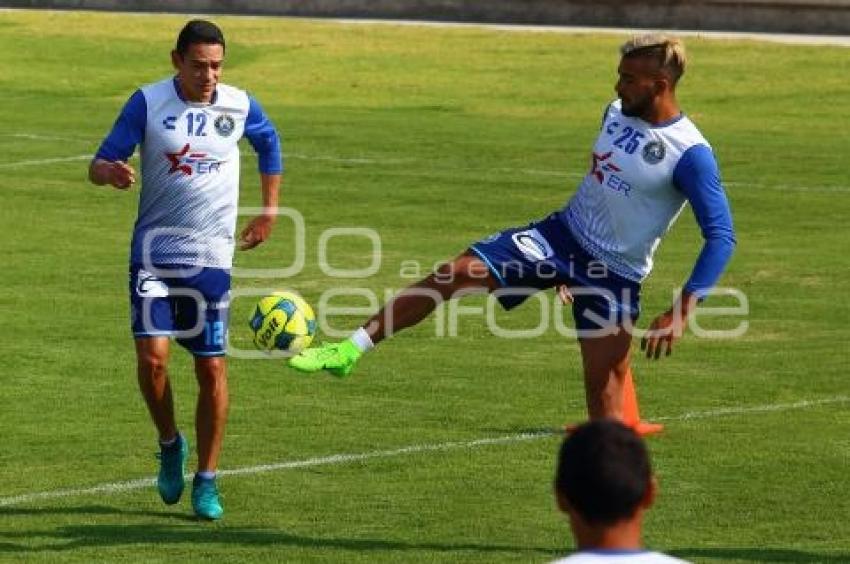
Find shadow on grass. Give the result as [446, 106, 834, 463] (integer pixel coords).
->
[0, 505, 559, 556]
[0, 504, 192, 521]
[670, 548, 850, 563]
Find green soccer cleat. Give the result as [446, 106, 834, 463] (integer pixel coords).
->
[156, 433, 189, 505]
[192, 475, 224, 520]
[287, 340, 362, 378]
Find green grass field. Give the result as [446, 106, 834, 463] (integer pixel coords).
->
[1, 9, 850, 562]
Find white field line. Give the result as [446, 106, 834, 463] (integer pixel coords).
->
[1, 396, 848, 508]
[653, 396, 850, 421]
[0, 152, 403, 168]
[287, 152, 415, 165]
[0, 133, 91, 142]
[0, 154, 91, 168]
[2, 144, 849, 193]
[2, 151, 849, 194]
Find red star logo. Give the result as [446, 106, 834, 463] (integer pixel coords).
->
[165, 143, 207, 176]
[590, 151, 621, 184]
[166, 143, 192, 175]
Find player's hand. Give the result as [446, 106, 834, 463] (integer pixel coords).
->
[640, 309, 683, 360]
[239, 215, 276, 250]
[104, 161, 136, 189]
[641, 292, 696, 360]
[556, 284, 574, 305]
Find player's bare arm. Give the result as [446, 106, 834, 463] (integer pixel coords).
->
[88, 158, 136, 189]
[240, 172, 281, 250]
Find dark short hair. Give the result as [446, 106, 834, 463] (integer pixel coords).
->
[175, 19, 225, 55]
[554, 419, 651, 525]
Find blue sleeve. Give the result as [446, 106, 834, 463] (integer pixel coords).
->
[243, 96, 283, 175]
[95, 89, 146, 162]
[672, 144, 737, 299]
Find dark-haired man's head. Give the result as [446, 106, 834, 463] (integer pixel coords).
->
[554, 419, 655, 541]
[175, 19, 225, 56]
[171, 20, 226, 103]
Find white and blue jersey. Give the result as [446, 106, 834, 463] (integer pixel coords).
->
[97, 76, 281, 354]
[550, 549, 688, 563]
[561, 100, 735, 298]
[96, 76, 282, 268]
[471, 100, 735, 330]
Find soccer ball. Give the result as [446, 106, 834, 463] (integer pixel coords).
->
[249, 291, 317, 353]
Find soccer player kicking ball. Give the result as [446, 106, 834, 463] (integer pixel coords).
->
[290, 34, 735, 428]
[89, 20, 282, 519]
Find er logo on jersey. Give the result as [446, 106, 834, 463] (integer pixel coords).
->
[165, 143, 222, 176]
[591, 151, 621, 183]
[590, 151, 632, 197]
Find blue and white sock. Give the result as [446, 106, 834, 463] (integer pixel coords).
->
[349, 327, 375, 353]
[159, 433, 180, 449]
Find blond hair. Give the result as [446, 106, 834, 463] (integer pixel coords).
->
[620, 34, 686, 84]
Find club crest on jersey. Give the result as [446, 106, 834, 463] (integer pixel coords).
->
[642, 141, 665, 164]
[511, 229, 554, 262]
[214, 114, 235, 137]
[165, 143, 222, 175]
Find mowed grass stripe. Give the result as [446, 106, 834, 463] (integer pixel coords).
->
[2, 396, 847, 508]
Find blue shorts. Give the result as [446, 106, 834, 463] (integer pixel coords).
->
[470, 214, 641, 332]
[129, 264, 230, 357]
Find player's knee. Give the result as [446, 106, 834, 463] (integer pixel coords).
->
[195, 357, 226, 385]
[137, 352, 168, 378]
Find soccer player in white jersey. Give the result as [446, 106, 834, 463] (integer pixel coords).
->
[551, 420, 688, 563]
[290, 35, 735, 428]
[89, 20, 282, 520]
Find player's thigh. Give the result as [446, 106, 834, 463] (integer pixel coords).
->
[571, 287, 638, 381]
[567, 252, 641, 339]
[173, 267, 231, 358]
[435, 252, 501, 291]
[467, 219, 565, 310]
[570, 286, 640, 335]
[129, 264, 177, 339]
[578, 329, 632, 379]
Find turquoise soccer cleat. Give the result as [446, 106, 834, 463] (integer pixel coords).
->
[156, 433, 189, 505]
[192, 475, 224, 520]
[287, 340, 362, 378]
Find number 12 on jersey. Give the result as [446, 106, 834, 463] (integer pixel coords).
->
[186, 112, 207, 136]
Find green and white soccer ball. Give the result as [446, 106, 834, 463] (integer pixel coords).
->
[249, 291, 317, 353]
